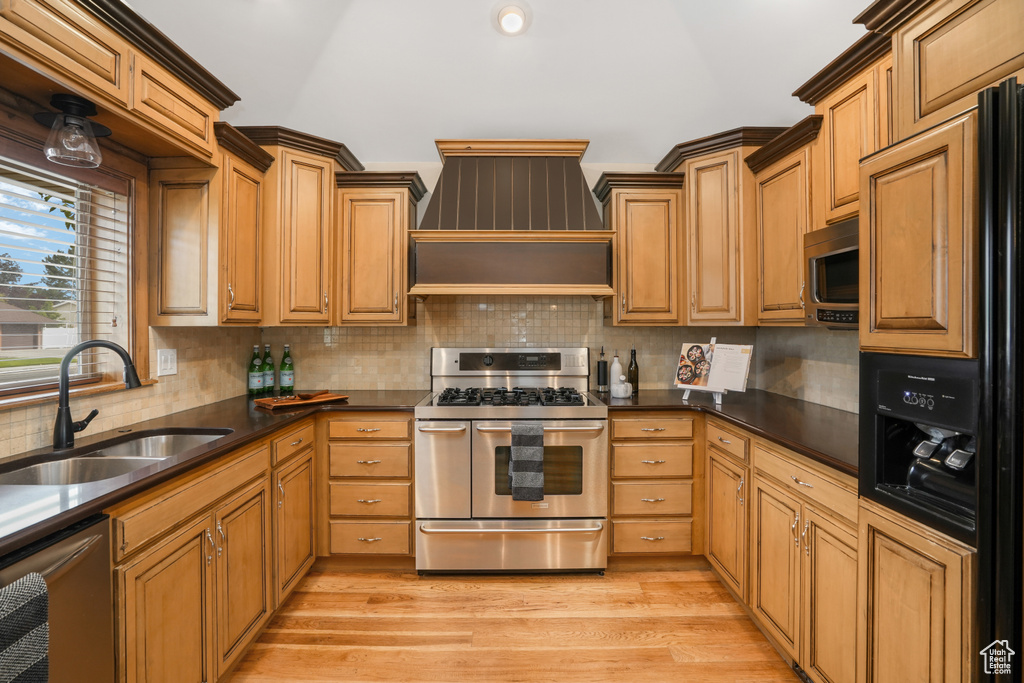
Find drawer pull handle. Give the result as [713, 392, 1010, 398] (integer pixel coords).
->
[737, 476, 744, 505]
[790, 475, 814, 488]
[640, 498, 666, 503]
[792, 513, 800, 543]
[640, 427, 666, 432]
[802, 520, 810, 556]
[418, 426, 468, 433]
[640, 536, 665, 542]
[290, 437, 304, 447]
[278, 480, 285, 508]
[358, 537, 383, 543]
[216, 521, 226, 557]
[357, 499, 383, 504]
[717, 436, 732, 445]
[357, 459, 383, 465]
[357, 428, 381, 433]
[205, 529, 214, 565]
[640, 459, 667, 464]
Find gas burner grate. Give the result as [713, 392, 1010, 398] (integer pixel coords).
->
[436, 386, 585, 408]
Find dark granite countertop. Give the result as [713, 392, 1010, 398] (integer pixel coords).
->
[0, 390, 428, 558]
[600, 388, 859, 477]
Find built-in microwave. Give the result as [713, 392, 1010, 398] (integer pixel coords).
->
[804, 218, 858, 329]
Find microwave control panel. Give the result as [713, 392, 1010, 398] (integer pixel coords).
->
[816, 309, 858, 325]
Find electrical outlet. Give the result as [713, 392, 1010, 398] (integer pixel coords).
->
[156, 348, 177, 376]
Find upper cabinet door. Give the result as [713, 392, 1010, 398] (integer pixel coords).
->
[686, 150, 754, 324]
[821, 72, 876, 224]
[859, 109, 977, 358]
[274, 149, 331, 324]
[338, 188, 408, 325]
[755, 147, 811, 325]
[220, 155, 262, 324]
[614, 189, 682, 325]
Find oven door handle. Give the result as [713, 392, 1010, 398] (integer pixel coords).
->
[417, 426, 468, 433]
[419, 523, 605, 535]
[474, 425, 605, 433]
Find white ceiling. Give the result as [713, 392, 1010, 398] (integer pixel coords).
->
[127, 0, 871, 167]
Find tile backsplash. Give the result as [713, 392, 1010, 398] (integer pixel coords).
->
[1, 296, 860, 461]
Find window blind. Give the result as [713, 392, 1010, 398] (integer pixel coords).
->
[0, 156, 130, 394]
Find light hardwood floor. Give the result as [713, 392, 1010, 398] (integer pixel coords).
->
[229, 564, 799, 682]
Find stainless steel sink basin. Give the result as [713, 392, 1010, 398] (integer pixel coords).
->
[0, 429, 232, 486]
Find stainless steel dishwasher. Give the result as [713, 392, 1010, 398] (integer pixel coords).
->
[0, 515, 114, 682]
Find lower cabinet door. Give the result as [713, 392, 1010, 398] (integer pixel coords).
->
[706, 449, 747, 599]
[215, 478, 272, 678]
[119, 515, 215, 683]
[802, 507, 857, 683]
[750, 476, 801, 661]
[275, 449, 316, 603]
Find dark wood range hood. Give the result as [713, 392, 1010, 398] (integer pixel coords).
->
[410, 140, 614, 296]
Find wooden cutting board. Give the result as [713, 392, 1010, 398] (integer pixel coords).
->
[254, 392, 348, 411]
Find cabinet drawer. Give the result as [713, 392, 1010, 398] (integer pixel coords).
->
[329, 419, 410, 440]
[612, 520, 693, 554]
[0, 0, 130, 104]
[707, 421, 748, 462]
[131, 52, 217, 157]
[754, 444, 857, 524]
[329, 443, 410, 478]
[111, 444, 270, 560]
[272, 421, 314, 466]
[330, 482, 410, 517]
[612, 443, 693, 478]
[612, 482, 692, 516]
[330, 521, 410, 555]
[611, 417, 693, 440]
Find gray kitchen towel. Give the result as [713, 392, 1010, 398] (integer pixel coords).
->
[510, 423, 544, 501]
[0, 572, 48, 683]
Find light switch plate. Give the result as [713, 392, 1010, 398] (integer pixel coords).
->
[156, 348, 177, 376]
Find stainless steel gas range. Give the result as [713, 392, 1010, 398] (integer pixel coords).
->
[414, 347, 608, 572]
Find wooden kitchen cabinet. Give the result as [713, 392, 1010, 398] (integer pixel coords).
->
[335, 174, 426, 325]
[749, 441, 858, 683]
[149, 124, 273, 326]
[593, 174, 685, 326]
[131, 50, 218, 159]
[236, 126, 363, 326]
[745, 116, 821, 325]
[857, 499, 975, 683]
[608, 411, 699, 556]
[705, 420, 749, 600]
[213, 478, 272, 679]
[273, 447, 315, 605]
[118, 514, 214, 683]
[859, 109, 977, 358]
[322, 412, 414, 556]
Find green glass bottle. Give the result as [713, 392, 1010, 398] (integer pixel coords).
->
[279, 344, 295, 395]
[262, 343, 275, 395]
[247, 345, 263, 396]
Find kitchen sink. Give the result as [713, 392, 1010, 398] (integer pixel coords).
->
[0, 429, 232, 486]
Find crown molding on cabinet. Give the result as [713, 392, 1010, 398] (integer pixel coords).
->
[854, 0, 936, 34]
[434, 139, 590, 162]
[214, 122, 275, 172]
[591, 172, 686, 202]
[654, 127, 789, 172]
[235, 126, 364, 171]
[744, 115, 823, 174]
[76, 0, 240, 109]
[792, 32, 892, 105]
[335, 171, 428, 202]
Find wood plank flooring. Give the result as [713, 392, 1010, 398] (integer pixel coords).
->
[229, 565, 799, 682]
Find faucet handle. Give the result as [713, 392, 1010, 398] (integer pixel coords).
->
[73, 409, 99, 433]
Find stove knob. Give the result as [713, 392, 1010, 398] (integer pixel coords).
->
[483, 355, 494, 367]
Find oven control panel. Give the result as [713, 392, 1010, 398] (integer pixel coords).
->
[458, 352, 561, 372]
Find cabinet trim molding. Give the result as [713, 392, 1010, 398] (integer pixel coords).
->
[237, 125, 364, 171]
[793, 32, 892, 104]
[655, 127, 788, 172]
[744, 116, 822, 174]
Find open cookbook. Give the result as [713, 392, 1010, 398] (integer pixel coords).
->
[674, 338, 753, 395]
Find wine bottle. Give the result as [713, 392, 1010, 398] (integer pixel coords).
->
[247, 345, 264, 396]
[279, 344, 295, 395]
[627, 346, 639, 397]
[262, 343, 275, 395]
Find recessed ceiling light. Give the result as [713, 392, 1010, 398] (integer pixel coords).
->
[496, 5, 528, 35]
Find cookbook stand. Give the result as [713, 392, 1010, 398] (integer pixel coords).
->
[681, 388, 725, 405]
[675, 336, 753, 406]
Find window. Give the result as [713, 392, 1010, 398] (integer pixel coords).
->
[0, 156, 130, 395]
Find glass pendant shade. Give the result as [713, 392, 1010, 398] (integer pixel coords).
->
[33, 94, 111, 169]
[43, 115, 103, 168]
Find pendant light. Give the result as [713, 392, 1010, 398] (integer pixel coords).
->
[33, 94, 112, 169]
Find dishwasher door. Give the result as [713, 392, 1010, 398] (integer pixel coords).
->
[0, 514, 114, 683]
